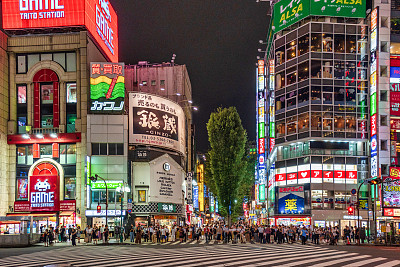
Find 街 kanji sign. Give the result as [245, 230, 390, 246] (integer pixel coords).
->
[129, 92, 186, 155]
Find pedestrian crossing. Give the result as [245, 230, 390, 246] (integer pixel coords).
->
[0, 243, 399, 267]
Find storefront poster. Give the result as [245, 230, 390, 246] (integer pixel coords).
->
[17, 178, 28, 200]
[29, 175, 60, 212]
[391, 91, 400, 116]
[193, 186, 199, 209]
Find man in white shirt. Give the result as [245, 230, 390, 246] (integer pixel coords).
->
[258, 226, 264, 243]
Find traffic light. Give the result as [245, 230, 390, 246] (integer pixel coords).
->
[370, 178, 382, 185]
[97, 205, 101, 213]
[348, 206, 354, 215]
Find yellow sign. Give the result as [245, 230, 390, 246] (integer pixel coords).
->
[285, 199, 298, 213]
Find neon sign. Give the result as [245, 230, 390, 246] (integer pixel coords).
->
[2, 0, 119, 62]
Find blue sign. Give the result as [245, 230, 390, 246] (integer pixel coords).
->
[128, 199, 132, 203]
[216, 199, 219, 213]
[278, 193, 305, 215]
[193, 186, 199, 209]
[371, 135, 377, 157]
[391, 67, 400, 79]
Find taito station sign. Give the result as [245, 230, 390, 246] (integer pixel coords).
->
[2, 0, 119, 62]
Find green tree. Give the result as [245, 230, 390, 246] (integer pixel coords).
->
[206, 107, 248, 225]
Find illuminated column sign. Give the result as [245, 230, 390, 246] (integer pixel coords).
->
[269, 59, 275, 153]
[257, 59, 266, 189]
[370, 7, 379, 179]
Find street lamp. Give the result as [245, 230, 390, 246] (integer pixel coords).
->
[89, 174, 108, 227]
[116, 184, 130, 242]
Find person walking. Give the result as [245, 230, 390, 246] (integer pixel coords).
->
[76, 226, 81, 243]
[129, 224, 135, 243]
[71, 227, 77, 246]
[43, 229, 49, 247]
[104, 225, 109, 244]
[300, 227, 308, 245]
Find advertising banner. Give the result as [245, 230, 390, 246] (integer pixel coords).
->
[90, 62, 124, 113]
[129, 92, 186, 155]
[29, 175, 60, 212]
[310, 0, 366, 19]
[273, 0, 366, 33]
[2, 0, 119, 62]
[383, 176, 400, 208]
[2, 0, 118, 62]
[259, 184, 266, 201]
[186, 172, 193, 205]
[193, 186, 199, 209]
[278, 186, 305, 214]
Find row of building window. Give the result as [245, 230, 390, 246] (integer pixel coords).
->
[17, 144, 77, 165]
[91, 143, 124, 156]
[141, 80, 165, 86]
[17, 52, 76, 74]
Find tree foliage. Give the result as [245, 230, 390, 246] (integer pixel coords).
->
[206, 107, 248, 222]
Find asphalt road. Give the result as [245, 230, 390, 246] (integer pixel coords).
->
[0, 243, 399, 266]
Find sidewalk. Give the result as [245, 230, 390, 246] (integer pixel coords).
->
[34, 239, 152, 247]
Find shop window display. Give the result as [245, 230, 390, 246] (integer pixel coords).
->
[323, 93, 333, 104]
[311, 113, 322, 130]
[298, 87, 309, 105]
[334, 114, 345, 131]
[298, 34, 309, 55]
[275, 95, 285, 111]
[311, 87, 322, 104]
[334, 87, 345, 105]
[65, 177, 76, 200]
[276, 46, 285, 65]
[322, 34, 333, 52]
[311, 33, 322, 52]
[311, 60, 321, 78]
[286, 116, 297, 135]
[286, 41, 297, 61]
[298, 113, 309, 132]
[298, 62, 309, 82]
[334, 34, 345, 53]
[276, 120, 285, 138]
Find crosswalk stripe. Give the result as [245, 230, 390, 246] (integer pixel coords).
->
[374, 260, 400, 267]
[341, 257, 388, 267]
[278, 252, 360, 267]
[308, 255, 371, 267]
[167, 247, 342, 267]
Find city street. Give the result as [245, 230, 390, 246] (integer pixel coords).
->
[0, 243, 400, 267]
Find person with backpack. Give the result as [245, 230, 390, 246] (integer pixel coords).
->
[300, 226, 308, 245]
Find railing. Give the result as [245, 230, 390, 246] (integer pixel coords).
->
[31, 128, 60, 134]
[277, 150, 367, 161]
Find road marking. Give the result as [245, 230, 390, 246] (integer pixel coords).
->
[374, 260, 400, 267]
[341, 257, 387, 267]
[308, 255, 371, 267]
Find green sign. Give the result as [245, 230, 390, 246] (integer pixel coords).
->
[158, 203, 176, 213]
[310, 0, 366, 19]
[270, 122, 275, 138]
[259, 184, 266, 201]
[91, 181, 123, 190]
[273, 0, 310, 33]
[273, 0, 366, 33]
[259, 122, 265, 138]
[370, 93, 377, 116]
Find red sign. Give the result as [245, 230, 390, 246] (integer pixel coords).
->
[29, 175, 60, 211]
[346, 171, 357, 180]
[323, 171, 333, 179]
[14, 201, 30, 212]
[298, 170, 310, 180]
[391, 119, 400, 130]
[287, 172, 297, 180]
[384, 208, 400, 217]
[258, 138, 265, 154]
[279, 186, 304, 193]
[334, 170, 345, 179]
[243, 203, 248, 210]
[390, 167, 400, 180]
[391, 92, 400, 116]
[275, 173, 286, 182]
[60, 200, 76, 211]
[270, 138, 275, 152]
[311, 170, 322, 178]
[2, 0, 119, 62]
[371, 114, 377, 136]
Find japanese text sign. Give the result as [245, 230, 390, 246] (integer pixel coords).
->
[29, 175, 60, 212]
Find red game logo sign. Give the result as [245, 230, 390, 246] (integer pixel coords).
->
[29, 175, 60, 211]
[2, 0, 119, 62]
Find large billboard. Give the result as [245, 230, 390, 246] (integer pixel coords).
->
[29, 175, 60, 212]
[273, 0, 366, 33]
[383, 170, 400, 211]
[2, 0, 119, 62]
[277, 185, 305, 215]
[129, 92, 186, 155]
[90, 62, 124, 113]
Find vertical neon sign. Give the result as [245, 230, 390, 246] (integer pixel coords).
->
[269, 59, 275, 152]
[370, 7, 379, 179]
[258, 59, 266, 188]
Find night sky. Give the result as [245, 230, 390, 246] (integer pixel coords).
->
[112, 0, 270, 152]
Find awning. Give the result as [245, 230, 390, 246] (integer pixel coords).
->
[6, 212, 57, 217]
[60, 211, 74, 216]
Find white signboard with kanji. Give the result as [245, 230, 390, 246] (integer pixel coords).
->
[129, 92, 186, 155]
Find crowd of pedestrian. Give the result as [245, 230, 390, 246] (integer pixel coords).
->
[127, 222, 368, 246]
